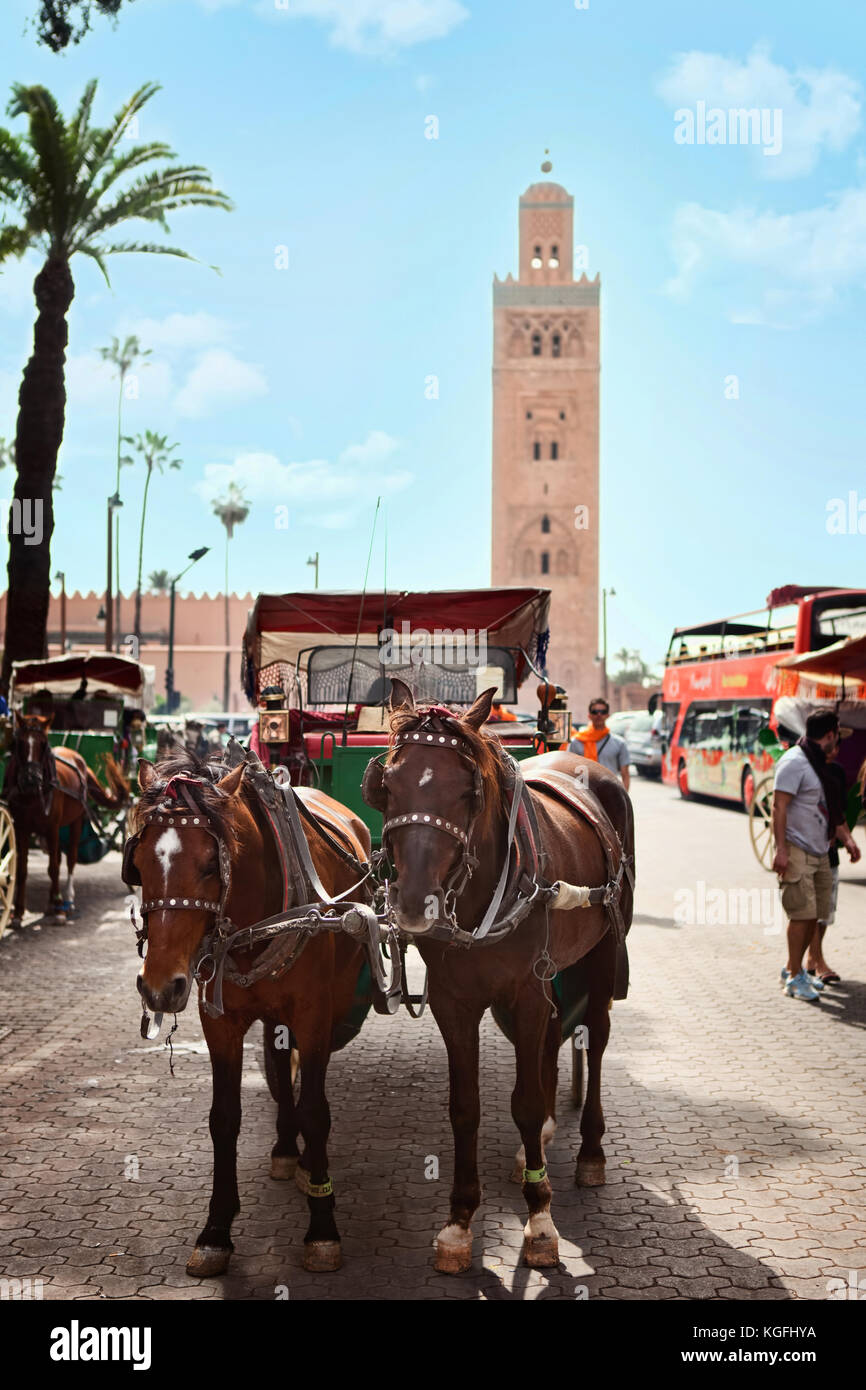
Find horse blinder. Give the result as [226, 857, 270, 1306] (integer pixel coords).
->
[361, 756, 387, 812]
[121, 834, 142, 888]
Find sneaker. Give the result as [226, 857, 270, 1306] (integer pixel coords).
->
[784, 970, 820, 1002]
[805, 971, 826, 991]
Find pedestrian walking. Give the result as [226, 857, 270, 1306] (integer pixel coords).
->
[772, 707, 861, 1001]
[568, 696, 631, 790]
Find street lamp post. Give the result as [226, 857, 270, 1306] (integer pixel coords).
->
[105, 493, 122, 652]
[602, 586, 616, 703]
[165, 547, 209, 713]
[307, 552, 319, 589]
[54, 570, 66, 653]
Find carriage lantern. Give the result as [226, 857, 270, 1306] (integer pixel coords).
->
[259, 685, 290, 744]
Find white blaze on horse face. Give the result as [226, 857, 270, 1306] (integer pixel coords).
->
[154, 827, 183, 887]
[419, 766, 433, 787]
[27, 734, 37, 762]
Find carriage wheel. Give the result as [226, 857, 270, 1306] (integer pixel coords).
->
[748, 775, 776, 871]
[0, 803, 18, 939]
[571, 1039, 586, 1111]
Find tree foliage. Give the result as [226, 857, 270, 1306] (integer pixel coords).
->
[34, 1, 130, 52]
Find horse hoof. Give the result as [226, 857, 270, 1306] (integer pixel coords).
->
[434, 1225, 473, 1274]
[576, 1157, 606, 1187]
[186, 1244, 231, 1277]
[523, 1233, 559, 1268]
[271, 1154, 299, 1181]
[294, 1165, 311, 1195]
[303, 1240, 342, 1272]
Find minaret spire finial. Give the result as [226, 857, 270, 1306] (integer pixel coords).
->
[540, 148, 553, 174]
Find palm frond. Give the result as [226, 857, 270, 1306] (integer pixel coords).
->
[77, 241, 111, 285]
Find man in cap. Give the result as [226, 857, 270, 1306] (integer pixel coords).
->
[772, 707, 860, 1001]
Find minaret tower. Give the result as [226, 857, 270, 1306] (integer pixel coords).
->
[491, 157, 600, 713]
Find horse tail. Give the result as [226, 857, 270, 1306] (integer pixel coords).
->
[86, 757, 130, 809]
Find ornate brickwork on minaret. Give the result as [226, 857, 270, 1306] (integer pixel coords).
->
[491, 172, 600, 714]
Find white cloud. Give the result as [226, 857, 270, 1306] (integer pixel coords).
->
[338, 429, 399, 467]
[64, 351, 173, 414]
[124, 312, 230, 354]
[266, 0, 469, 55]
[657, 44, 861, 178]
[0, 254, 41, 317]
[665, 186, 866, 323]
[193, 432, 411, 526]
[175, 349, 269, 418]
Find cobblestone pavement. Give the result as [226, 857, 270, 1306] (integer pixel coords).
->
[1, 777, 864, 1301]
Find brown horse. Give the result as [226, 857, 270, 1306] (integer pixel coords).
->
[363, 680, 634, 1272]
[128, 749, 370, 1276]
[6, 714, 128, 925]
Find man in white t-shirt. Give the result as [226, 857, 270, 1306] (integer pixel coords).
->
[772, 708, 860, 1001]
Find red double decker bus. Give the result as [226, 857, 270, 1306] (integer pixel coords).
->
[660, 586, 866, 807]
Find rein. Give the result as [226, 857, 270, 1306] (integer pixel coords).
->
[374, 711, 633, 950]
[125, 751, 402, 1025]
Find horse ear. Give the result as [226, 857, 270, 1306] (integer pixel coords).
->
[217, 762, 245, 798]
[389, 677, 415, 713]
[137, 759, 157, 791]
[463, 686, 498, 730]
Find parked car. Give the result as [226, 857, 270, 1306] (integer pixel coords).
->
[607, 710, 640, 738]
[627, 709, 664, 777]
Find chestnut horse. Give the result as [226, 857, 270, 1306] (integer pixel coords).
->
[5, 715, 128, 924]
[128, 750, 370, 1276]
[364, 680, 634, 1272]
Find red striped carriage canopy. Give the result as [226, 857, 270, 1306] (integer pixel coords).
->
[244, 588, 551, 690]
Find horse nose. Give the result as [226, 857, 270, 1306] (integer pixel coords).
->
[137, 971, 190, 1013]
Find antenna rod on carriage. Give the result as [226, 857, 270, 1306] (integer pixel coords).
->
[342, 497, 381, 746]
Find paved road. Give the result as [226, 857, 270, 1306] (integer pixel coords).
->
[1, 776, 864, 1301]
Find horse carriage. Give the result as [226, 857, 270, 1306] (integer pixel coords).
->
[239, 587, 562, 841]
[0, 651, 153, 932]
[747, 633, 866, 869]
[125, 586, 634, 1276]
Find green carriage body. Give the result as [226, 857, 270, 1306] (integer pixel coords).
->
[5, 650, 156, 861]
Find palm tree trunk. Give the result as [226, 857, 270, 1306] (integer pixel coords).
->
[134, 463, 153, 642]
[223, 528, 230, 709]
[1, 256, 74, 692]
[114, 374, 123, 645]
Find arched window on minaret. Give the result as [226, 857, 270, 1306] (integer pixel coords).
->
[552, 333, 562, 358]
[531, 244, 543, 270]
[550, 441, 558, 460]
[541, 515, 550, 534]
[531, 332, 542, 356]
[540, 551, 550, 575]
[533, 441, 541, 461]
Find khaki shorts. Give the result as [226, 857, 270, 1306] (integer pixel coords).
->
[779, 842, 834, 922]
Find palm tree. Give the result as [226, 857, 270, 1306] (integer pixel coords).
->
[123, 431, 181, 641]
[0, 79, 231, 690]
[99, 334, 150, 641]
[0, 437, 13, 470]
[212, 482, 249, 709]
[148, 568, 170, 595]
[613, 646, 631, 674]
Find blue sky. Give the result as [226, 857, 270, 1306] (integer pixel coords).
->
[1, 0, 865, 674]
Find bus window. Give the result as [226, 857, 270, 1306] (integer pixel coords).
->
[812, 600, 866, 646]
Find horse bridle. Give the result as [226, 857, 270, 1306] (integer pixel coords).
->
[122, 779, 232, 977]
[373, 718, 489, 928]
